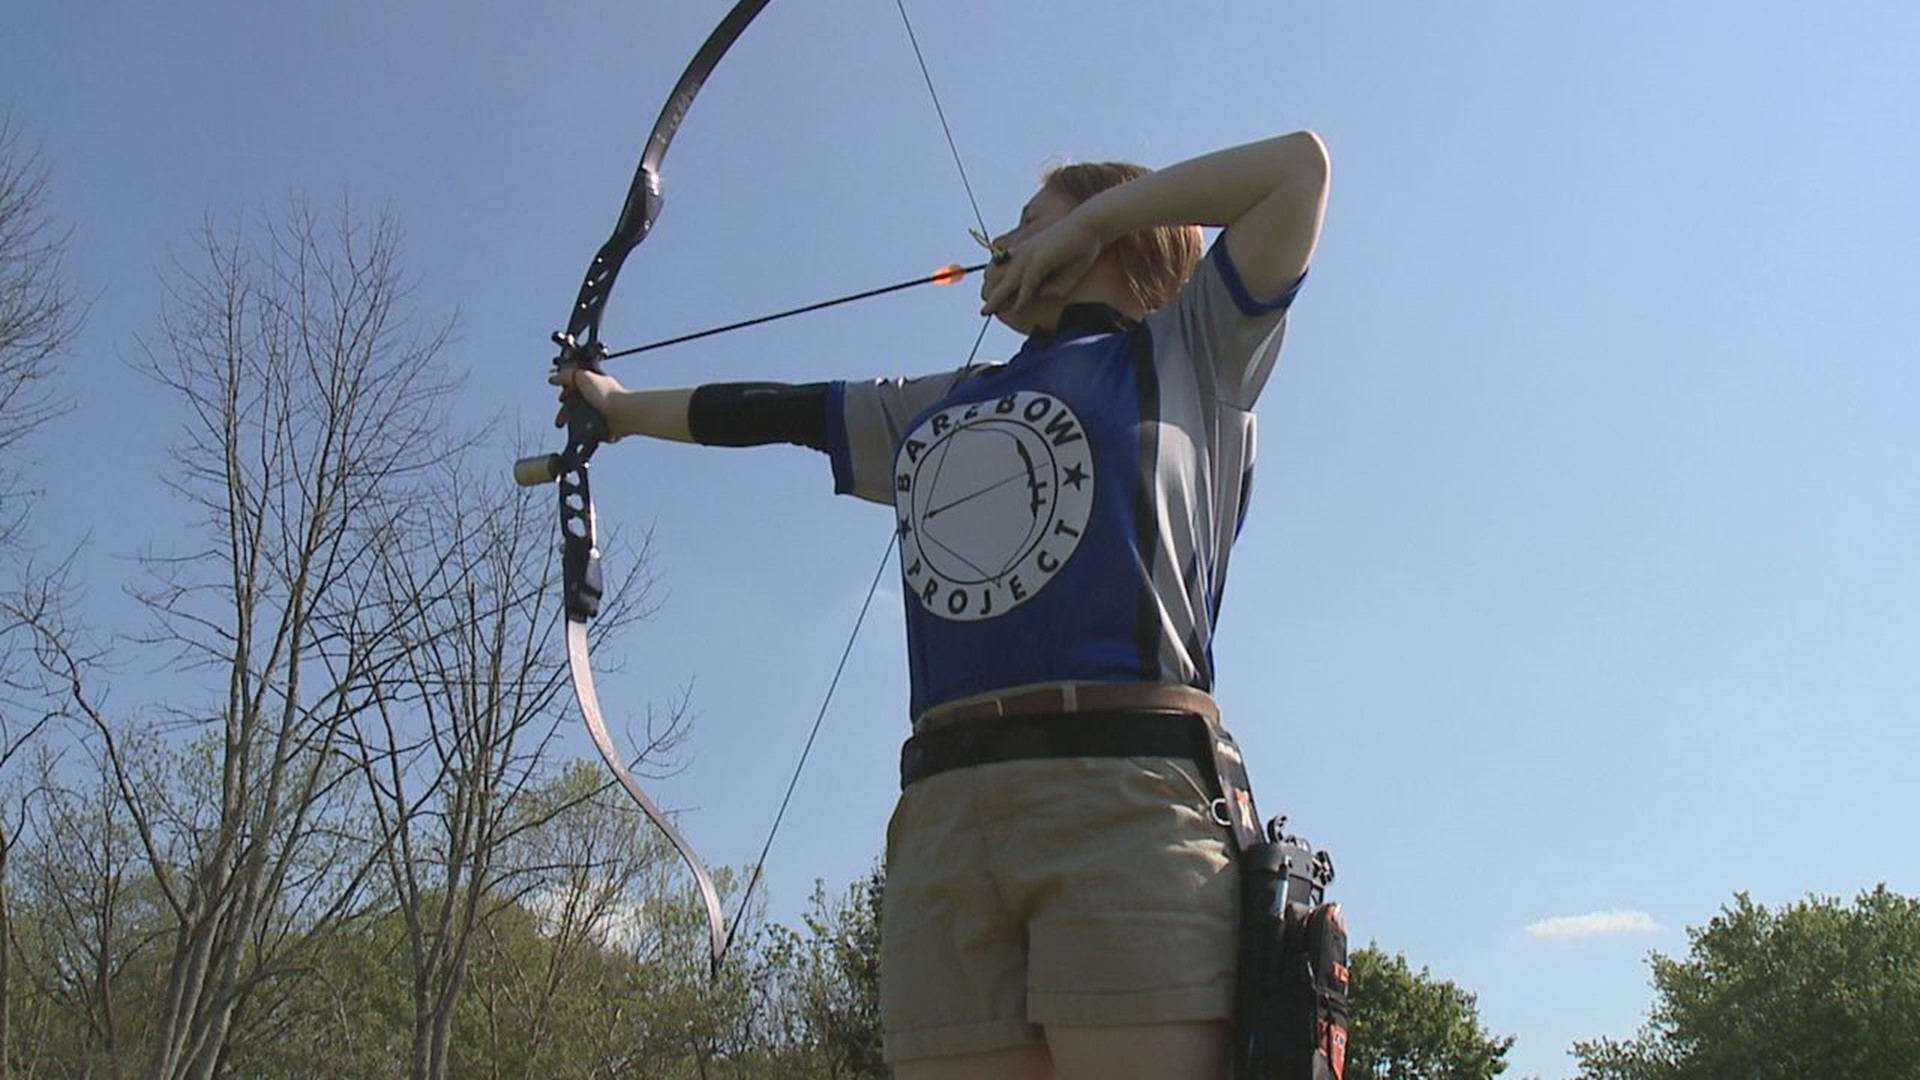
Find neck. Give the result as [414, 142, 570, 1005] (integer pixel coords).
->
[1034, 266, 1140, 334]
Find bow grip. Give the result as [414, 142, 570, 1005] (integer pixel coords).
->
[514, 333, 613, 487]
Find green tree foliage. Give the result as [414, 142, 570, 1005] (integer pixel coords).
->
[1573, 885, 1920, 1080]
[6, 840, 1543, 1079]
[1348, 944, 1514, 1080]
[751, 868, 887, 1079]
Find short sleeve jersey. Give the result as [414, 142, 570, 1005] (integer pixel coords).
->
[825, 242, 1302, 718]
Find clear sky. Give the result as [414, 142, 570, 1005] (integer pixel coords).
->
[7, 2, 1917, 1075]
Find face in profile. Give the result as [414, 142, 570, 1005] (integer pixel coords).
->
[981, 187, 1080, 334]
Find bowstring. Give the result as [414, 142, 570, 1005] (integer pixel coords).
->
[721, 0, 995, 963]
[892, 0, 990, 237]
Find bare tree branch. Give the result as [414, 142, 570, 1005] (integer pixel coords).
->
[0, 112, 85, 549]
[50, 196, 465, 1080]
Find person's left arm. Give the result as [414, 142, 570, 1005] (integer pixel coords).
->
[980, 131, 1329, 316]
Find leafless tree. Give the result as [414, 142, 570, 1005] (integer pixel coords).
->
[0, 114, 83, 549]
[0, 564, 75, 1075]
[19, 197, 461, 1080]
[8, 739, 168, 1079]
[3, 183, 733, 1076]
[0, 107, 86, 1065]
[340, 455, 701, 1080]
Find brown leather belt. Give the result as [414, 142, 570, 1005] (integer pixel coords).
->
[900, 711, 1214, 790]
[916, 682, 1218, 731]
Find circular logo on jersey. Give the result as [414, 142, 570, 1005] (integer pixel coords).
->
[894, 391, 1095, 621]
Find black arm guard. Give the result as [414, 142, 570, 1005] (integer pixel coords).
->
[686, 381, 831, 450]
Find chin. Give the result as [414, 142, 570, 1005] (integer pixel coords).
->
[999, 301, 1061, 336]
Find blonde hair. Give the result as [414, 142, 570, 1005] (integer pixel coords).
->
[1041, 161, 1204, 314]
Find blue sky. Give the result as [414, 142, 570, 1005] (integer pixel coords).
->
[7, 2, 1917, 1075]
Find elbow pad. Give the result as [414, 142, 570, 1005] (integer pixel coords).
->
[686, 382, 831, 450]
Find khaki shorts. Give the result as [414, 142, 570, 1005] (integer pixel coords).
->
[879, 755, 1239, 1063]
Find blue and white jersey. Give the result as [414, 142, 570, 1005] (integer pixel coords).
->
[826, 242, 1302, 719]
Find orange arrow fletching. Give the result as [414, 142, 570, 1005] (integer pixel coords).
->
[929, 263, 968, 286]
